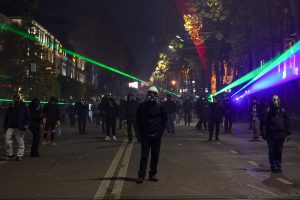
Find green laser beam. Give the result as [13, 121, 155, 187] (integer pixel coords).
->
[0, 75, 11, 80]
[0, 23, 180, 97]
[232, 40, 300, 97]
[0, 98, 71, 105]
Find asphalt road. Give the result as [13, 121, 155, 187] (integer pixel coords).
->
[0, 120, 300, 200]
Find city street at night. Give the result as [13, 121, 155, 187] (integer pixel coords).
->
[1, 0, 300, 199]
[1, 121, 300, 199]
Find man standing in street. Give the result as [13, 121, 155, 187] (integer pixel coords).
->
[42, 97, 61, 145]
[249, 97, 262, 141]
[125, 93, 140, 143]
[75, 98, 89, 134]
[208, 97, 223, 141]
[162, 94, 177, 135]
[3, 94, 29, 161]
[136, 86, 167, 184]
[29, 98, 42, 157]
[260, 95, 291, 173]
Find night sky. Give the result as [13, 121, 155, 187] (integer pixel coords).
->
[37, 0, 185, 79]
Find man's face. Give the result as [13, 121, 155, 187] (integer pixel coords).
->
[272, 95, 280, 107]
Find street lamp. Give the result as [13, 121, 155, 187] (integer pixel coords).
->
[168, 45, 174, 50]
[171, 80, 176, 86]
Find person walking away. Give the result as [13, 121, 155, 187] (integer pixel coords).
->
[105, 97, 118, 141]
[42, 97, 61, 145]
[208, 97, 223, 141]
[136, 86, 167, 183]
[92, 100, 101, 127]
[249, 97, 262, 141]
[260, 95, 291, 173]
[3, 94, 29, 161]
[223, 97, 234, 134]
[118, 97, 126, 129]
[29, 98, 42, 157]
[67, 103, 76, 127]
[75, 98, 89, 134]
[125, 93, 140, 143]
[183, 97, 193, 126]
[162, 94, 177, 134]
[98, 96, 108, 134]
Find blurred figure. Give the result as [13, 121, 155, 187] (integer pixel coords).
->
[125, 93, 140, 143]
[175, 100, 181, 124]
[223, 97, 234, 134]
[29, 98, 42, 157]
[183, 97, 193, 126]
[119, 97, 126, 129]
[249, 97, 262, 141]
[162, 94, 177, 134]
[261, 95, 291, 173]
[104, 97, 118, 141]
[208, 97, 223, 141]
[98, 96, 108, 134]
[92, 100, 101, 127]
[42, 97, 61, 145]
[3, 94, 29, 161]
[136, 86, 167, 184]
[75, 98, 89, 134]
[67, 103, 76, 127]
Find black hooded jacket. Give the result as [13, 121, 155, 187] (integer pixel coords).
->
[136, 100, 167, 138]
[4, 102, 30, 130]
[260, 105, 291, 139]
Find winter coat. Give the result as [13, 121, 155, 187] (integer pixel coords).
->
[4, 102, 30, 130]
[137, 101, 167, 138]
[183, 99, 193, 113]
[75, 102, 89, 120]
[42, 103, 60, 124]
[162, 99, 177, 114]
[28, 101, 42, 128]
[260, 106, 291, 139]
[209, 103, 223, 123]
[125, 100, 138, 121]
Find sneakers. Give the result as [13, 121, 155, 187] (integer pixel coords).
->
[51, 141, 58, 146]
[42, 139, 47, 145]
[113, 136, 117, 141]
[136, 177, 144, 184]
[149, 175, 158, 182]
[4, 155, 14, 161]
[16, 156, 23, 161]
[105, 136, 110, 141]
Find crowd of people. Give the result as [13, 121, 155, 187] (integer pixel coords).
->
[1, 86, 291, 181]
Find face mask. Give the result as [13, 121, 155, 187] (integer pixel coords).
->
[147, 92, 158, 102]
[272, 95, 280, 108]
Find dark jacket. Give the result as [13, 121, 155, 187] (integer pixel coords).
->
[125, 100, 138, 121]
[42, 103, 60, 124]
[102, 98, 118, 120]
[137, 101, 167, 138]
[183, 99, 193, 113]
[162, 99, 177, 114]
[4, 102, 30, 130]
[249, 102, 262, 120]
[28, 100, 42, 128]
[75, 101, 89, 120]
[209, 102, 223, 123]
[260, 106, 291, 139]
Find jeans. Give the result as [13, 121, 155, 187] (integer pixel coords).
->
[184, 112, 192, 126]
[127, 119, 140, 142]
[138, 136, 161, 178]
[252, 118, 260, 138]
[30, 124, 41, 155]
[78, 118, 87, 134]
[106, 119, 116, 136]
[5, 128, 25, 157]
[209, 121, 220, 140]
[267, 137, 285, 170]
[167, 113, 175, 133]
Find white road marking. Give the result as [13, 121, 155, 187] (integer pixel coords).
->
[276, 178, 293, 185]
[246, 183, 278, 197]
[215, 142, 222, 145]
[230, 150, 238, 154]
[248, 161, 259, 167]
[93, 142, 126, 199]
[0, 161, 7, 165]
[111, 141, 134, 199]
